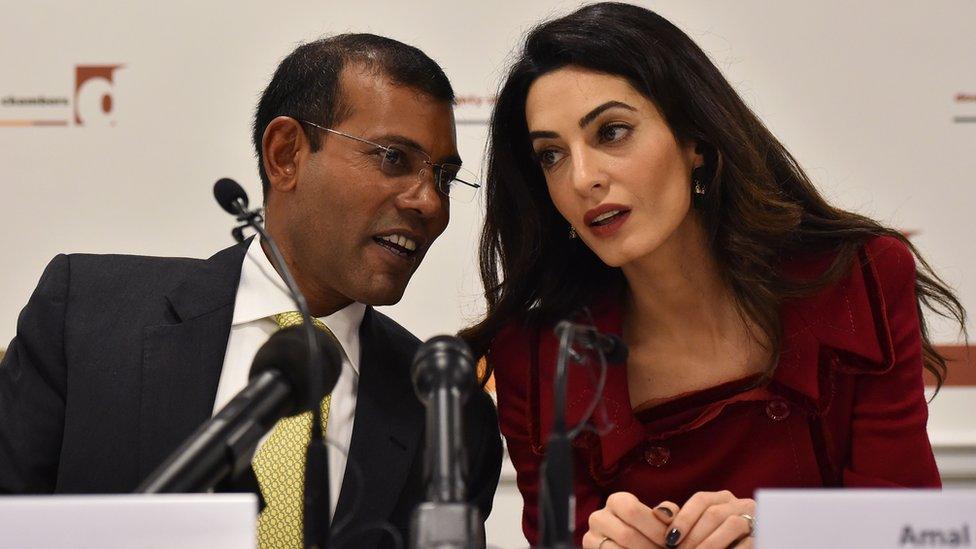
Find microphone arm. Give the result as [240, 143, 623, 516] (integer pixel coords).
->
[539, 320, 628, 548]
[213, 178, 331, 549]
[137, 326, 341, 494]
[539, 322, 577, 548]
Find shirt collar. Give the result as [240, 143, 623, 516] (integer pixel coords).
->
[233, 237, 367, 375]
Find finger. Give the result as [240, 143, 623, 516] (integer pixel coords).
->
[651, 500, 679, 524]
[694, 514, 753, 549]
[732, 537, 755, 548]
[682, 501, 750, 547]
[661, 490, 736, 547]
[589, 505, 659, 549]
[605, 492, 670, 542]
[581, 530, 626, 549]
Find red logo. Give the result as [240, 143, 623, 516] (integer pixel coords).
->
[74, 65, 124, 126]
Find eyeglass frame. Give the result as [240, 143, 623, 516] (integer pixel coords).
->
[298, 119, 481, 199]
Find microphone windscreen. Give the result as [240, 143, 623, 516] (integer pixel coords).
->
[213, 177, 249, 215]
[249, 325, 344, 415]
[411, 335, 476, 401]
[602, 334, 629, 364]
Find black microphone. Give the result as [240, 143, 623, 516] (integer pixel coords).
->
[409, 336, 484, 549]
[137, 326, 342, 494]
[539, 320, 627, 547]
[214, 177, 249, 216]
[212, 178, 331, 549]
[558, 322, 628, 364]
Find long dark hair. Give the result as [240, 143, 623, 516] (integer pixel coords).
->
[460, 2, 966, 388]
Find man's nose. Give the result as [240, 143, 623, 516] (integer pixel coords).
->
[396, 169, 446, 219]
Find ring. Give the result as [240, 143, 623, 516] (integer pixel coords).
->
[598, 535, 612, 548]
[739, 513, 756, 536]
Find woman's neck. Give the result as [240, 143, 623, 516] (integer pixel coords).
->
[620, 213, 742, 347]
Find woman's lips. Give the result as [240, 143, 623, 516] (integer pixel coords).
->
[587, 209, 631, 237]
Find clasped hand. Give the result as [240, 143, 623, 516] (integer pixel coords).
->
[582, 490, 755, 548]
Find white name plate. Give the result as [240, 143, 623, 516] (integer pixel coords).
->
[756, 489, 974, 548]
[0, 493, 257, 549]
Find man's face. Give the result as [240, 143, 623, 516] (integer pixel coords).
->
[282, 65, 455, 310]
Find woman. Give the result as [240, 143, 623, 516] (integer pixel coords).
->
[461, 3, 966, 548]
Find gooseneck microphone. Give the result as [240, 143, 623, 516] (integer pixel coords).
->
[212, 178, 332, 549]
[137, 326, 343, 493]
[539, 320, 629, 548]
[409, 336, 485, 549]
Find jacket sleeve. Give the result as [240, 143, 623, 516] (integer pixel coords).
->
[490, 325, 604, 546]
[0, 254, 70, 493]
[466, 389, 503, 525]
[843, 237, 941, 487]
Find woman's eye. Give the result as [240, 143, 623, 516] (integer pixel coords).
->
[536, 149, 564, 168]
[599, 124, 630, 143]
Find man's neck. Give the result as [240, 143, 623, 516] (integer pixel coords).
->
[259, 238, 353, 317]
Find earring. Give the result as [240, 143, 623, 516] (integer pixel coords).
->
[692, 166, 706, 196]
[569, 225, 577, 239]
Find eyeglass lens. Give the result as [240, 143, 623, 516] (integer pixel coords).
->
[378, 145, 478, 203]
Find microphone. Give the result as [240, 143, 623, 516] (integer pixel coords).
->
[212, 178, 331, 548]
[556, 322, 628, 364]
[409, 336, 485, 549]
[214, 177, 249, 216]
[137, 326, 342, 493]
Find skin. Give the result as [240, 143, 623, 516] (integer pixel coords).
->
[261, 63, 456, 317]
[526, 66, 764, 548]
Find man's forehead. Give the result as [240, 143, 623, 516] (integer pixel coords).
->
[336, 63, 458, 157]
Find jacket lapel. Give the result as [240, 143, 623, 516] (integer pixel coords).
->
[137, 242, 247, 481]
[332, 308, 424, 541]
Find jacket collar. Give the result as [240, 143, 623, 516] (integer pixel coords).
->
[774, 245, 895, 402]
[531, 245, 897, 473]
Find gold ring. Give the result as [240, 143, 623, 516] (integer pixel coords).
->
[598, 536, 612, 549]
[739, 513, 756, 536]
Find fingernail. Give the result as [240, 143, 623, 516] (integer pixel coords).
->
[665, 528, 682, 547]
[654, 505, 674, 518]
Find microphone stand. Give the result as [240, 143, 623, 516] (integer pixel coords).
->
[538, 321, 578, 548]
[227, 196, 331, 549]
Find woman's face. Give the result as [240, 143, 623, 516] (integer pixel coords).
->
[525, 66, 701, 267]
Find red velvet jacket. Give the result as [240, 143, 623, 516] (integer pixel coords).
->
[489, 236, 941, 546]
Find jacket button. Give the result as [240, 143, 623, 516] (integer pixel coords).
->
[644, 446, 670, 467]
[765, 400, 791, 421]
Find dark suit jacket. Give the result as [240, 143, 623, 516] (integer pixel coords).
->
[0, 241, 502, 548]
[491, 236, 940, 546]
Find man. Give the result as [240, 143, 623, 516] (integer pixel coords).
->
[0, 34, 502, 548]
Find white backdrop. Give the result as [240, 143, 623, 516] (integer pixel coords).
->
[2, 1, 975, 546]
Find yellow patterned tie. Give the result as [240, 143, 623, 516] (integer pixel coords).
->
[254, 311, 336, 549]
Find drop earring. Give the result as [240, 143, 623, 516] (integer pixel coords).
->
[569, 225, 577, 239]
[692, 166, 706, 196]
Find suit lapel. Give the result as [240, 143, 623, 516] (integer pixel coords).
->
[333, 308, 424, 540]
[137, 242, 247, 481]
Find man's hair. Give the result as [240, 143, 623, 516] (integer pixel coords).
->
[252, 33, 455, 199]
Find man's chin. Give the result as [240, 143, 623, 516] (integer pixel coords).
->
[353, 278, 410, 307]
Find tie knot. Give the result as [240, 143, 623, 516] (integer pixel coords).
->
[272, 311, 333, 337]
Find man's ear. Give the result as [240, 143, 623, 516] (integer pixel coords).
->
[262, 116, 306, 193]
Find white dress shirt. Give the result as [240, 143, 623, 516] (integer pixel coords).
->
[213, 237, 365, 520]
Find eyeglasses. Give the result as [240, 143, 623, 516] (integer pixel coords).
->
[300, 120, 481, 203]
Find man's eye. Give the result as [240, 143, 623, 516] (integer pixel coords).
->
[379, 147, 413, 176]
[382, 147, 407, 166]
[599, 124, 630, 143]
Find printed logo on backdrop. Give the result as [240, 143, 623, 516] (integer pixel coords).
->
[0, 64, 124, 127]
[954, 92, 976, 124]
[455, 94, 496, 126]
